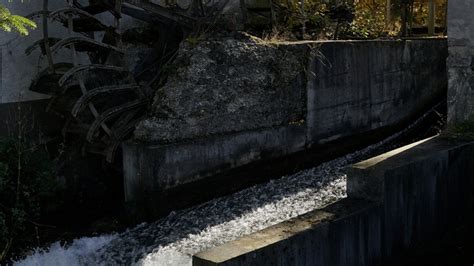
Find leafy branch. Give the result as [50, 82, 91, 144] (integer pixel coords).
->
[0, 4, 36, 35]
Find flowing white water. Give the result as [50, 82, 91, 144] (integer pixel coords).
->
[15, 108, 437, 266]
[14, 235, 117, 266]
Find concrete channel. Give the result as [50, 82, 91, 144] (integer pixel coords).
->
[193, 137, 474, 266]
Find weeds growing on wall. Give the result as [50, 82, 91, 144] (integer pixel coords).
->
[268, 0, 446, 40]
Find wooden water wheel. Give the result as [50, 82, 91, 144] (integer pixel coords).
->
[27, 0, 228, 162]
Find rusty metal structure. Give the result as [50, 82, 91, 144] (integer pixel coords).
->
[27, 0, 230, 162]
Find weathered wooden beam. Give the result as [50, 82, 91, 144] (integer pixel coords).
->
[428, 0, 435, 35]
[71, 84, 140, 116]
[86, 99, 148, 142]
[50, 36, 125, 54]
[124, 0, 196, 26]
[49, 7, 109, 32]
[58, 64, 126, 87]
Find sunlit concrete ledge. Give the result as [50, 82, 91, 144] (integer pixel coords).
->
[193, 137, 474, 266]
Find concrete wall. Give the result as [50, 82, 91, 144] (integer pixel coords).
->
[124, 38, 447, 218]
[134, 37, 308, 143]
[193, 137, 474, 265]
[306, 39, 446, 144]
[447, 0, 474, 123]
[124, 125, 306, 194]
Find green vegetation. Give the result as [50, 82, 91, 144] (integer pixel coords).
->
[0, 4, 36, 35]
[0, 137, 61, 261]
[270, 0, 447, 40]
[271, 0, 349, 39]
[347, 0, 387, 38]
[0, 4, 45, 261]
[349, 0, 447, 38]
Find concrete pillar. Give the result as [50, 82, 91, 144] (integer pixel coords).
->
[447, 1, 474, 123]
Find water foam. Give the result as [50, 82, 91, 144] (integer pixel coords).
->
[14, 235, 117, 266]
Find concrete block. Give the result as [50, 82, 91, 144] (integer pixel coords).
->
[346, 137, 435, 201]
[193, 199, 380, 266]
[192, 138, 474, 265]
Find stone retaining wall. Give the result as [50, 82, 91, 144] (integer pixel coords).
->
[124, 38, 448, 218]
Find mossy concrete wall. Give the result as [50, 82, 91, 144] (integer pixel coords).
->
[447, 0, 474, 123]
[193, 138, 474, 265]
[124, 38, 447, 218]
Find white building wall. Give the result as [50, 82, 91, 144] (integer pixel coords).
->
[0, 0, 68, 103]
[0, 0, 141, 104]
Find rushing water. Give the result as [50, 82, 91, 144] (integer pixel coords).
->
[15, 107, 439, 266]
[14, 235, 117, 266]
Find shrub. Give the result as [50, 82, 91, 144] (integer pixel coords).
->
[0, 137, 61, 261]
[272, 0, 332, 39]
[345, 0, 387, 38]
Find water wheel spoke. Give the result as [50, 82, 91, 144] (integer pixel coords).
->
[51, 7, 101, 21]
[80, 0, 119, 16]
[30, 63, 74, 95]
[110, 109, 140, 132]
[25, 38, 62, 55]
[71, 84, 140, 117]
[86, 99, 148, 142]
[50, 7, 109, 32]
[59, 64, 126, 87]
[51, 37, 125, 55]
[26, 10, 50, 20]
[123, 0, 196, 26]
[106, 117, 143, 162]
[105, 110, 143, 162]
[61, 81, 81, 94]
